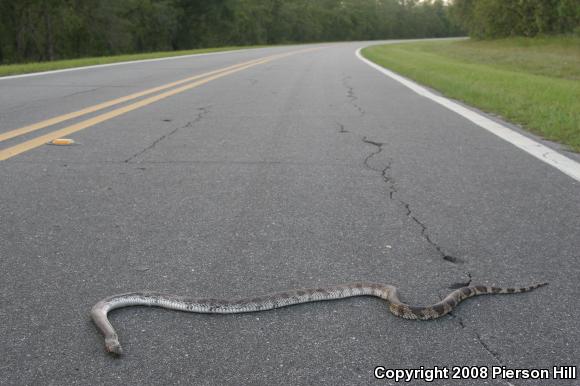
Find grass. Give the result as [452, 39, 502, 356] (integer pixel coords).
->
[362, 36, 580, 152]
[0, 45, 267, 78]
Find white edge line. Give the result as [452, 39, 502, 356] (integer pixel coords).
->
[355, 47, 580, 183]
[0, 47, 266, 81]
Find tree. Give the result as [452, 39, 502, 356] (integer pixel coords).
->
[0, 0, 464, 64]
[449, 0, 580, 38]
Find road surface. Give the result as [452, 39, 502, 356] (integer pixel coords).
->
[1, 42, 578, 385]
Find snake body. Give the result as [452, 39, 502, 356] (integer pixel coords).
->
[91, 281, 546, 355]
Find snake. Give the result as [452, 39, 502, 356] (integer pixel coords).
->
[91, 281, 546, 355]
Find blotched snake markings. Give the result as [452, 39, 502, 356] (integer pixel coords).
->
[91, 281, 546, 355]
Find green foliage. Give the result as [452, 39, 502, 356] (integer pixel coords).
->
[0, 0, 462, 64]
[450, 0, 580, 38]
[363, 37, 580, 151]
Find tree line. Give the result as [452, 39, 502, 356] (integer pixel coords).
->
[3, 0, 575, 64]
[450, 0, 580, 38]
[0, 0, 461, 64]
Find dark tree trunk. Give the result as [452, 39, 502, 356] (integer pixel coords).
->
[44, 4, 55, 61]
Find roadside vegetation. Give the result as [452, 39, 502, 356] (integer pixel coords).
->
[0, 0, 460, 67]
[362, 36, 580, 152]
[451, 0, 579, 39]
[362, 0, 580, 152]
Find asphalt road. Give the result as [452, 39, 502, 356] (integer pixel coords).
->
[0, 42, 578, 385]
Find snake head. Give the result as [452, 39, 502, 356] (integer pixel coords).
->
[105, 337, 123, 356]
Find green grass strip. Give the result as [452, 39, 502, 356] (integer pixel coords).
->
[362, 37, 580, 152]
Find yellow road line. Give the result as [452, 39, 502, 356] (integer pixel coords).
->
[0, 55, 278, 144]
[0, 47, 320, 161]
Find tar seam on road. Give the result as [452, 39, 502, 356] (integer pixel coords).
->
[0, 47, 323, 161]
[355, 47, 580, 183]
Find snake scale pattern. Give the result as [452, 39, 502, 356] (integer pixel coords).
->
[91, 281, 546, 355]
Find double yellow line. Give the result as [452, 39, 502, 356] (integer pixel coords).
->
[0, 47, 319, 161]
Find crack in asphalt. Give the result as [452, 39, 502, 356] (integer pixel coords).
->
[344, 78, 460, 265]
[361, 136, 463, 265]
[448, 311, 508, 369]
[124, 106, 209, 163]
[474, 331, 504, 365]
[2, 87, 100, 114]
[449, 272, 472, 289]
[63, 87, 100, 98]
[337, 123, 349, 133]
[342, 76, 365, 116]
[441, 272, 510, 383]
[346, 80, 513, 381]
